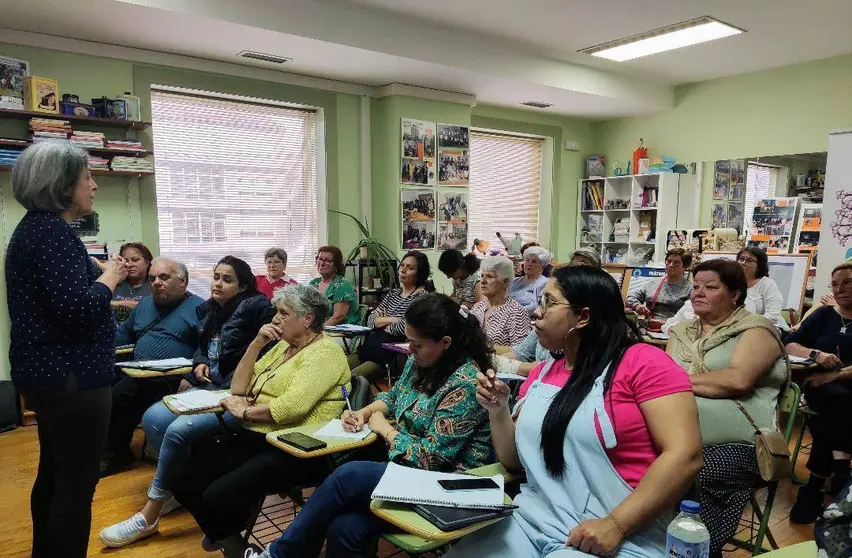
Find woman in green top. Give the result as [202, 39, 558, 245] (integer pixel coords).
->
[309, 245, 359, 325]
[667, 258, 787, 557]
[245, 293, 495, 558]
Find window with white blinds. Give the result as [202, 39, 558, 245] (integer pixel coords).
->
[150, 89, 320, 296]
[743, 163, 779, 233]
[468, 131, 543, 250]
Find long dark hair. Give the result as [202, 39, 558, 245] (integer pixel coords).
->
[201, 255, 261, 348]
[402, 250, 435, 292]
[541, 266, 641, 478]
[438, 249, 480, 276]
[404, 293, 492, 396]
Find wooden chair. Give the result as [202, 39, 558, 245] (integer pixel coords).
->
[732, 382, 801, 556]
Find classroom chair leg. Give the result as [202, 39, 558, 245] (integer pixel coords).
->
[790, 416, 810, 485]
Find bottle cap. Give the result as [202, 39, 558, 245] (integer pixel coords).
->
[680, 500, 701, 514]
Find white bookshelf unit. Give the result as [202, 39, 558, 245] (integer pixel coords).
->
[576, 173, 695, 266]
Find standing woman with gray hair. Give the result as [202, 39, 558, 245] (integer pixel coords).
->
[172, 284, 352, 556]
[508, 246, 552, 315]
[471, 255, 532, 346]
[5, 142, 127, 556]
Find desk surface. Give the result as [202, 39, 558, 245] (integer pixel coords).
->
[381, 342, 411, 354]
[266, 421, 377, 458]
[162, 389, 229, 415]
[115, 346, 135, 356]
[121, 366, 191, 379]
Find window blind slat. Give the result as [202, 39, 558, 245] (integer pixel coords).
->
[150, 90, 319, 295]
[468, 132, 542, 250]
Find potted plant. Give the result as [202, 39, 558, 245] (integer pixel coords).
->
[328, 209, 398, 289]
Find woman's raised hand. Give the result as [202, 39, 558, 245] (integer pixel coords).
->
[476, 369, 511, 413]
[257, 323, 283, 343]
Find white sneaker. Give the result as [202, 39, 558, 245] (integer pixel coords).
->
[99, 513, 159, 548]
[159, 496, 182, 516]
[244, 549, 270, 558]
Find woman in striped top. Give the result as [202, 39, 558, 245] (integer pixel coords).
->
[348, 251, 432, 379]
[471, 255, 532, 346]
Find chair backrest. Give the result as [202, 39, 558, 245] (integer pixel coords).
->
[359, 304, 372, 326]
[780, 308, 800, 328]
[778, 381, 801, 443]
[348, 375, 374, 411]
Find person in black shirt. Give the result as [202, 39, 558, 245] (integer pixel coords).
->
[787, 261, 852, 523]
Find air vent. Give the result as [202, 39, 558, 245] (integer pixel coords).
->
[237, 51, 292, 64]
[520, 101, 553, 109]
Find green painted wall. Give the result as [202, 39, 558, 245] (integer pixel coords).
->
[595, 54, 852, 170]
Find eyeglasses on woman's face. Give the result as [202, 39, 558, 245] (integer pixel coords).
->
[538, 293, 570, 314]
[664, 259, 683, 268]
[737, 257, 758, 265]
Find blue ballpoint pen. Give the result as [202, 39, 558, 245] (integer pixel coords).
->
[341, 385, 352, 411]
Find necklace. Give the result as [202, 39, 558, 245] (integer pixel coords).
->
[841, 316, 852, 334]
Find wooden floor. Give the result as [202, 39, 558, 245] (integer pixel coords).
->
[0, 425, 816, 557]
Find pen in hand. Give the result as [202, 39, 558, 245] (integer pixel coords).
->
[341, 385, 360, 432]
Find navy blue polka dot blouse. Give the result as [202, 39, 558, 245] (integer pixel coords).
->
[6, 211, 116, 392]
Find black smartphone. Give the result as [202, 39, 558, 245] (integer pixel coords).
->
[437, 478, 500, 491]
[276, 432, 327, 452]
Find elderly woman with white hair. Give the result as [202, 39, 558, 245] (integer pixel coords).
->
[173, 283, 350, 556]
[6, 142, 127, 555]
[471, 255, 532, 346]
[508, 246, 552, 316]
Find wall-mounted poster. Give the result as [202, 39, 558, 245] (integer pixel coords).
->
[438, 125, 469, 149]
[712, 202, 727, 228]
[727, 204, 744, 233]
[438, 149, 469, 186]
[729, 160, 745, 201]
[401, 188, 435, 223]
[0, 55, 30, 110]
[794, 203, 822, 257]
[437, 190, 468, 250]
[713, 160, 730, 200]
[401, 118, 436, 186]
[747, 197, 799, 254]
[403, 221, 436, 250]
[438, 223, 468, 250]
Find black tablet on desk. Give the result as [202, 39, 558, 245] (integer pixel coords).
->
[412, 504, 513, 532]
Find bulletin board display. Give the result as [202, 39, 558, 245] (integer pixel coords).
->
[702, 251, 812, 314]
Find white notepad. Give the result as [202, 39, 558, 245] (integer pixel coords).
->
[122, 357, 193, 370]
[324, 324, 373, 333]
[371, 462, 505, 508]
[313, 419, 373, 440]
[168, 390, 229, 412]
[788, 355, 813, 364]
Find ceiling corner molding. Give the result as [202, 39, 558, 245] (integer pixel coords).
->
[375, 83, 477, 106]
[0, 28, 374, 97]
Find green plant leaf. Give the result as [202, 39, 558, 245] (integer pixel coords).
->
[328, 209, 371, 238]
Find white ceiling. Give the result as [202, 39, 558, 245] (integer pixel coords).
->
[0, 0, 850, 118]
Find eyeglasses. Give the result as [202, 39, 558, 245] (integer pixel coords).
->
[737, 257, 758, 265]
[316, 257, 335, 264]
[664, 260, 683, 268]
[538, 294, 570, 314]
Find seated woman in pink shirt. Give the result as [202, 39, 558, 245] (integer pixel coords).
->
[256, 247, 298, 300]
[447, 265, 703, 558]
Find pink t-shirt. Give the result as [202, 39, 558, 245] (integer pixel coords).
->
[256, 275, 297, 300]
[517, 344, 691, 488]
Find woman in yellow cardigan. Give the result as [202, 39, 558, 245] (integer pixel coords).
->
[172, 284, 351, 557]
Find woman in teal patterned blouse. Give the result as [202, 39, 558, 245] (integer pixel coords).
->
[248, 293, 496, 558]
[309, 245, 360, 325]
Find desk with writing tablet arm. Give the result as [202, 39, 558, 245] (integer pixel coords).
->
[161, 389, 230, 415]
[266, 422, 378, 459]
[121, 366, 192, 379]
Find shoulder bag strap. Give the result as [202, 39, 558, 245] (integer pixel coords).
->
[136, 293, 192, 343]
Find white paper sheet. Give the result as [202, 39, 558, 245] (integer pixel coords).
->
[122, 357, 193, 370]
[313, 418, 373, 440]
[169, 390, 229, 412]
[371, 462, 505, 508]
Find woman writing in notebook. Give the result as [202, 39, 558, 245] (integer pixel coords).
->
[447, 266, 702, 557]
[245, 293, 495, 558]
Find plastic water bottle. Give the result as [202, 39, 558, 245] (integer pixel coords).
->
[665, 500, 710, 558]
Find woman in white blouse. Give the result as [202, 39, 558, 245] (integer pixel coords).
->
[663, 248, 788, 333]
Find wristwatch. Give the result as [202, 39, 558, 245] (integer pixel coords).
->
[809, 349, 820, 360]
[242, 407, 253, 423]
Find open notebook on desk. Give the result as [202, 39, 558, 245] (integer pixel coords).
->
[313, 418, 373, 440]
[371, 462, 506, 509]
[167, 390, 230, 413]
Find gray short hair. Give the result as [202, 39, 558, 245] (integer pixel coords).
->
[272, 284, 332, 331]
[523, 246, 552, 266]
[481, 255, 515, 282]
[151, 257, 189, 283]
[12, 142, 89, 212]
[264, 247, 288, 265]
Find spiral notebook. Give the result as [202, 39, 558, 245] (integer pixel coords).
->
[166, 390, 230, 413]
[371, 462, 505, 508]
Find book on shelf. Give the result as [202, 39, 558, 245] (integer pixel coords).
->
[583, 181, 603, 211]
[636, 187, 658, 208]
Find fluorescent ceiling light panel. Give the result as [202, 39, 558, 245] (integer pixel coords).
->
[581, 17, 744, 62]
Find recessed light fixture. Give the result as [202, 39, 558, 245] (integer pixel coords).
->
[520, 101, 553, 109]
[237, 50, 292, 64]
[579, 16, 744, 62]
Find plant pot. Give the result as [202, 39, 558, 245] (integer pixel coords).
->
[359, 246, 368, 260]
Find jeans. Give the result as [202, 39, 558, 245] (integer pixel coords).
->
[105, 375, 180, 454]
[141, 390, 239, 501]
[267, 461, 389, 558]
[23, 374, 111, 558]
[172, 428, 329, 542]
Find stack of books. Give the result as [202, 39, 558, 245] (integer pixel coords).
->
[70, 131, 105, 150]
[111, 155, 154, 173]
[88, 156, 109, 171]
[30, 118, 71, 143]
[583, 181, 604, 210]
[0, 148, 22, 167]
[105, 139, 144, 151]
